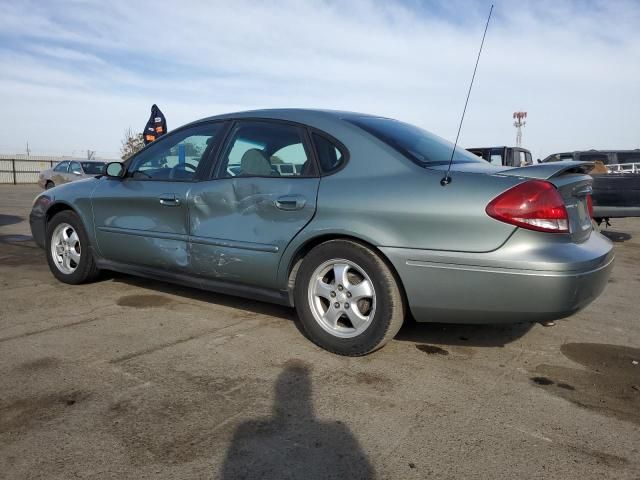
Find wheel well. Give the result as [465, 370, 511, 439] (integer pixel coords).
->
[45, 202, 75, 224]
[286, 234, 409, 310]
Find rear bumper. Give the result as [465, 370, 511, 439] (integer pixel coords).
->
[593, 206, 640, 218]
[381, 230, 614, 324]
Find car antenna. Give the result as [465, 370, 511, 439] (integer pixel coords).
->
[441, 4, 494, 187]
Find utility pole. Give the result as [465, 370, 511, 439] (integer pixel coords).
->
[513, 111, 527, 148]
[87, 150, 95, 160]
[26, 141, 31, 157]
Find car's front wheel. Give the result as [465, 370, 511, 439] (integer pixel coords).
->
[294, 239, 405, 356]
[45, 181, 55, 190]
[45, 210, 100, 284]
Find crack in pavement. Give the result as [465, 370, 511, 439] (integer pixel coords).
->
[109, 318, 273, 364]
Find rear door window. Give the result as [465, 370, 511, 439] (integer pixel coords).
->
[53, 161, 69, 172]
[219, 121, 316, 178]
[70, 161, 82, 174]
[312, 133, 346, 174]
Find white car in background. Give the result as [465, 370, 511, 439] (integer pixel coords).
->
[38, 160, 106, 189]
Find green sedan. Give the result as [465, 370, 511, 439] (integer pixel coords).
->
[29, 109, 613, 355]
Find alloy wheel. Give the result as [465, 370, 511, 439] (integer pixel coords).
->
[50, 223, 81, 274]
[307, 258, 376, 338]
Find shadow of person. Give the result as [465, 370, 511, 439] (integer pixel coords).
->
[220, 361, 375, 480]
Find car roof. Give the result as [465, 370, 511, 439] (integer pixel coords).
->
[467, 146, 531, 152]
[185, 108, 385, 128]
[58, 159, 106, 163]
[468, 146, 508, 150]
[549, 149, 640, 155]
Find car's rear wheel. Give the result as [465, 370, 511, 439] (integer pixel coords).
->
[45, 181, 55, 189]
[294, 239, 404, 356]
[46, 211, 100, 284]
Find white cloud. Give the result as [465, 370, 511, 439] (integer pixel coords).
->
[0, 0, 638, 159]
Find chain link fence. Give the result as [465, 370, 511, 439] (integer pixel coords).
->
[0, 155, 115, 184]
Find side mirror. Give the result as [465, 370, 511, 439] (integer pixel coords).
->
[105, 162, 126, 178]
[72, 170, 82, 175]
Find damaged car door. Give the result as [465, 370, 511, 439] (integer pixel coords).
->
[188, 120, 320, 288]
[91, 122, 226, 272]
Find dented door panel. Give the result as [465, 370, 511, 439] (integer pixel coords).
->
[188, 177, 319, 288]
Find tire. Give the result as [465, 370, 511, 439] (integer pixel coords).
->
[294, 239, 405, 356]
[45, 210, 100, 284]
[45, 181, 55, 190]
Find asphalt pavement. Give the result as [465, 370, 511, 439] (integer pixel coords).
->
[1, 185, 639, 479]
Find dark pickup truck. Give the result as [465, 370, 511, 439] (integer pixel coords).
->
[467, 146, 534, 167]
[542, 150, 640, 222]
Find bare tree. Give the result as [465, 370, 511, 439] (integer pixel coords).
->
[120, 127, 144, 160]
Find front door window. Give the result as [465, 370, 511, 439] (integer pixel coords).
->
[128, 123, 225, 181]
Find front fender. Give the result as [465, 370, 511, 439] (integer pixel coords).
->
[30, 179, 100, 249]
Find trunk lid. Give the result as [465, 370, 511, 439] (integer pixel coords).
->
[431, 161, 595, 242]
[497, 161, 594, 242]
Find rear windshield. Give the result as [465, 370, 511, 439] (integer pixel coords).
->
[617, 152, 640, 163]
[81, 162, 106, 174]
[346, 117, 484, 166]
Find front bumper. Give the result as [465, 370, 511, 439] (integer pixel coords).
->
[29, 210, 47, 249]
[381, 230, 614, 324]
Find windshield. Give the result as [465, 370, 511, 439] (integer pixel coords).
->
[347, 117, 484, 166]
[81, 162, 106, 175]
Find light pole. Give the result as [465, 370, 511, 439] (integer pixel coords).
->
[513, 111, 527, 148]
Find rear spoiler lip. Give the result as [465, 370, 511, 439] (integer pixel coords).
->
[496, 161, 594, 180]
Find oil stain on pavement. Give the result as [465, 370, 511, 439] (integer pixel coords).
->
[531, 343, 640, 425]
[0, 242, 43, 267]
[17, 356, 61, 372]
[416, 344, 449, 355]
[0, 390, 90, 432]
[117, 294, 175, 308]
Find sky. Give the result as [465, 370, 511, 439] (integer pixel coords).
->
[0, 0, 638, 160]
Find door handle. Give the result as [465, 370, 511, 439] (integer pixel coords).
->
[275, 195, 306, 211]
[159, 194, 181, 206]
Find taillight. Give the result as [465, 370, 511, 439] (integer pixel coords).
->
[586, 194, 593, 217]
[486, 180, 569, 233]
